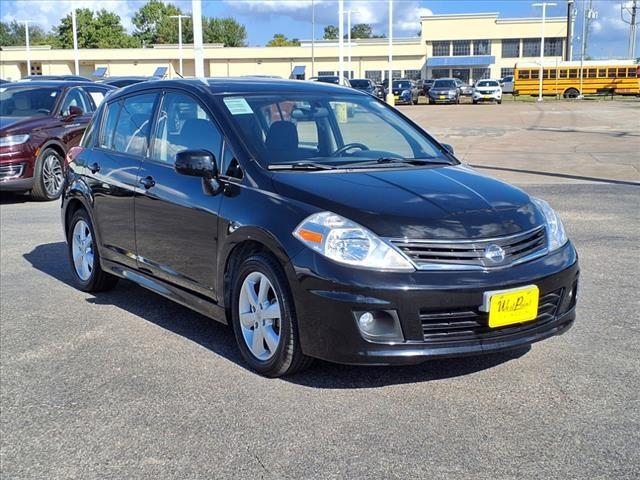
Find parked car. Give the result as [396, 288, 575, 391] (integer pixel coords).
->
[349, 78, 377, 96]
[0, 80, 114, 200]
[61, 77, 579, 377]
[501, 75, 514, 94]
[19, 75, 93, 82]
[473, 79, 503, 104]
[428, 78, 460, 104]
[98, 76, 152, 88]
[373, 83, 386, 99]
[455, 78, 474, 96]
[422, 78, 435, 95]
[391, 79, 419, 105]
[309, 75, 351, 87]
[0, 79, 10, 85]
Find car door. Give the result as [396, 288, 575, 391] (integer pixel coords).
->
[57, 86, 94, 148]
[134, 90, 224, 298]
[87, 92, 158, 270]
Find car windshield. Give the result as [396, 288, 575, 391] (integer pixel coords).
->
[433, 80, 456, 88]
[315, 77, 339, 84]
[220, 93, 454, 168]
[477, 80, 499, 87]
[0, 86, 60, 117]
[350, 80, 370, 88]
[393, 81, 411, 89]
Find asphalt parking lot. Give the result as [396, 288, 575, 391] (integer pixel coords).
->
[1, 100, 639, 479]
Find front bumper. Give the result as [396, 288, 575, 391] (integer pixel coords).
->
[473, 92, 502, 102]
[288, 242, 579, 365]
[429, 93, 457, 103]
[0, 144, 35, 192]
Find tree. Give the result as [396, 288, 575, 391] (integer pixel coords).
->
[203, 18, 246, 47]
[350, 23, 372, 39]
[323, 25, 338, 40]
[132, 0, 182, 46]
[54, 8, 138, 48]
[0, 20, 55, 47]
[266, 34, 300, 47]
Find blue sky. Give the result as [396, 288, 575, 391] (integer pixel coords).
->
[2, 1, 637, 58]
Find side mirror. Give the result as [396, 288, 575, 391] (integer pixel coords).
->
[68, 105, 83, 117]
[442, 143, 454, 155]
[175, 149, 218, 179]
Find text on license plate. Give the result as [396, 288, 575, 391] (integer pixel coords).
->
[483, 285, 539, 328]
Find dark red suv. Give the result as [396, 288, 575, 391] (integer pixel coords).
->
[0, 80, 114, 200]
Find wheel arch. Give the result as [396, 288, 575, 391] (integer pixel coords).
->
[38, 139, 67, 160]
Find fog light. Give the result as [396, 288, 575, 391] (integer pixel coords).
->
[353, 310, 404, 343]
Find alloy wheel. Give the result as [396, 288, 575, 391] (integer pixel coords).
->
[238, 272, 282, 361]
[42, 154, 64, 197]
[71, 220, 94, 281]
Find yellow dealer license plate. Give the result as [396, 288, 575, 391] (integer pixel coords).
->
[439, 95, 446, 99]
[483, 95, 492, 99]
[483, 285, 539, 328]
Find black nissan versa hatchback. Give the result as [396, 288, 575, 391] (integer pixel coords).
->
[61, 78, 579, 377]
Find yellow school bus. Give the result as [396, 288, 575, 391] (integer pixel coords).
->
[514, 60, 639, 98]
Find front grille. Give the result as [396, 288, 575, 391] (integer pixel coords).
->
[389, 226, 547, 270]
[420, 288, 564, 343]
[0, 164, 24, 181]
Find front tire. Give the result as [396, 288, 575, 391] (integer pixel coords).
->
[30, 148, 65, 201]
[564, 88, 580, 99]
[231, 253, 312, 377]
[67, 209, 118, 292]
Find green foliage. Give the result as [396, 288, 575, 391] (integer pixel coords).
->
[0, 20, 55, 47]
[54, 8, 139, 48]
[132, 0, 182, 46]
[266, 34, 300, 47]
[203, 18, 246, 47]
[323, 25, 338, 40]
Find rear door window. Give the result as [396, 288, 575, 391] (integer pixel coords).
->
[112, 93, 158, 157]
[98, 101, 120, 149]
[82, 86, 110, 111]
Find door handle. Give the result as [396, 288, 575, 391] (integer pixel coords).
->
[139, 176, 156, 189]
[89, 162, 100, 174]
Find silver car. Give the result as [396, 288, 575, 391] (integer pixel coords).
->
[472, 79, 503, 104]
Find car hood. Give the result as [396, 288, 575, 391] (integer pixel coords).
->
[0, 115, 47, 134]
[271, 164, 544, 240]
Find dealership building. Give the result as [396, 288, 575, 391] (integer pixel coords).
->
[0, 13, 568, 84]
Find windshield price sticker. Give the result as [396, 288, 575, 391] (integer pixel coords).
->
[224, 97, 254, 115]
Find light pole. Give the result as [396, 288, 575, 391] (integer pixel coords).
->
[346, 10, 361, 79]
[532, 2, 556, 102]
[386, 0, 394, 105]
[170, 14, 189, 76]
[311, 0, 315, 78]
[191, 0, 204, 77]
[72, 8, 79, 75]
[579, 2, 598, 98]
[19, 20, 33, 76]
[338, 0, 344, 81]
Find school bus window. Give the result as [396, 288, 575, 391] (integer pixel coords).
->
[542, 70, 549, 79]
[618, 68, 627, 78]
[518, 70, 529, 80]
[598, 68, 607, 77]
[568, 69, 578, 78]
[559, 69, 568, 78]
[587, 69, 597, 78]
[549, 69, 557, 79]
[629, 68, 638, 78]
[607, 68, 616, 78]
[530, 70, 539, 79]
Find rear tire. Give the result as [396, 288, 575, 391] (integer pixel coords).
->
[67, 209, 118, 292]
[564, 88, 580, 99]
[30, 147, 65, 201]
[231, 253, 313, 377]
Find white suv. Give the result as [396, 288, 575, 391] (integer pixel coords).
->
[473, 80, 503, 104]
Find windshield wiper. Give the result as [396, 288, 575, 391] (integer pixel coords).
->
[342, 157, 452, 168]
[268, 161, 335, 171]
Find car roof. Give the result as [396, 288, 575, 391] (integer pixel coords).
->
[106, 77, 365, 98]
[3, 80, 113, 89]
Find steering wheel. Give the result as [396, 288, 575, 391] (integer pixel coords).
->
[332, 143, 369, 157]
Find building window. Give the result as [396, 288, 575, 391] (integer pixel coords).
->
[317, 71, 334, 76]
[392, 70, 402, 79]
[431, 68, 450, 79]
[500, 67, 514, 78]
[432, 41, 450, 56]
[473, 39, 491, 55]
[502, 39, 520, 58]
[472, 68, 491, 82]
[523, 38, 541, 57]
[452, 40, 471, 56]
[544, 37, 563, 56]
[365, 70, 382, 83]
[404, 69, 421, 80]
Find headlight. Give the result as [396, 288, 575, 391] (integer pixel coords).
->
[293, 212, 414, 271]
[532, 197, 568, 251]
[0, 134, 30, 147]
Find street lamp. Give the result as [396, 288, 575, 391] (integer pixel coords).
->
[346, 9, 361, 80]
[386, 0, 394, 105]
[532, 2, 557, 102]
[18, 20, 34, 76]
[72, 8, 79, 75]
[338, 0, 344, 80]
[170, 14, 190, 76]
[191, 0, 204, 77]
[579, 4, 598, 98]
